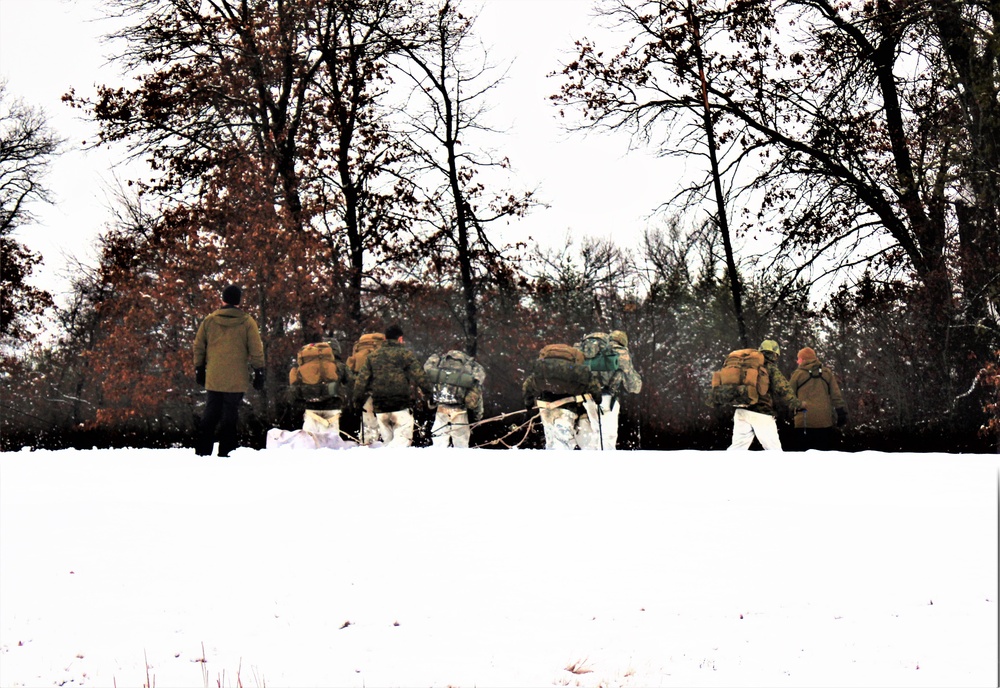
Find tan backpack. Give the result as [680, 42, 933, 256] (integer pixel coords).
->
[287, 342, 342, 403]
[538, 343, 584, 365]
[710, 349, 770, 407]
[347, 332, 386, 373]
[533, 344, 591, 396]
[289, 342, 339, 386]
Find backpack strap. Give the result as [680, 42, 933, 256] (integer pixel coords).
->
[535, 393, 594, 410]
[797, 367, 831, 395]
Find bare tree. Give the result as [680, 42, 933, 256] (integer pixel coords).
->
[530, 234, 636, 331]
[554, 0, 1000, 410]
[307, 0, 421, 331]
[386, 0, 534, 357]
[0, 81, 61, 341]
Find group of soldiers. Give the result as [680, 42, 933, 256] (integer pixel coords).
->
[191, 284, 645, 453]
[344, 324, 485, 449]
[193, 285, 845, 455]
[282, 324, 643, 451]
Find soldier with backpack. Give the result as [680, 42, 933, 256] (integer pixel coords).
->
[346, 332, 385, 445]
[287, 338, 353, 442]
[424, 349, 486, 448]
[789, 346, 847, 450]
[522, 344, 603, 450]
[576, 330, 642, 450]
[352, 324, 433, 448]
[710, 339, 805, 451]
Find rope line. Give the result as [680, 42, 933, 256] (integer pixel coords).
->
[288, 407, 539, 447]
[472, 412, 538, 448]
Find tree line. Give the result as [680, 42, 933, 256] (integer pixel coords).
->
[2, 0, 998, 452]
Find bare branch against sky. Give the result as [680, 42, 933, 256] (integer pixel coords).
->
[0, 0, 677, 302]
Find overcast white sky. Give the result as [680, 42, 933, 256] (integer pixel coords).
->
[0, 0, 683, 303]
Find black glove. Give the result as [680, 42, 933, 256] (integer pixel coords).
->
[195, 366, 206, 387]
[836, 408, 848, 427]
[524, 399, 536, 414]
[252, 368, 265, 391]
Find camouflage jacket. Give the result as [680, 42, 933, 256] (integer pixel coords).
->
[353, 340, 433, 413]
[461, 386, 484, 422]
[606, 342, 642, 396]
[750, 355, 804, 417]
[789, 359, 845, 429]
[193, 306, 265, 393]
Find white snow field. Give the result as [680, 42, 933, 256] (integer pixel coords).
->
[1, 447, 997, 688]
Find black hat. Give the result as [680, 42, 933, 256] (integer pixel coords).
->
[222, 285, 242, 305]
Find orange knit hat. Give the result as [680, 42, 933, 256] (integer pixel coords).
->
[797, 347, 818, 363]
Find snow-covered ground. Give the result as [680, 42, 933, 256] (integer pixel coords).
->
[1, 446, 997, 688]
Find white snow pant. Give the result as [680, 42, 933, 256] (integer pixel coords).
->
[431, 405, 471, 448]
[302, 409, 342, 438]
[728, 408, 783, 451]
[539, 407, 581, 450]
[359, 397, 379, 445]
[376, 409, 415, 448]
[577, 394, 620, 450]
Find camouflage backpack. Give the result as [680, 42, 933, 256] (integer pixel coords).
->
[288, 342, 341, 403]
[424, 350, 485, 406]
[533, 344, 592, 396]
[579, 332, 620, 386]
[710, 348, 770, 408]
[347, 332, 386, 373]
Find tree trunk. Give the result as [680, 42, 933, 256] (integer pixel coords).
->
[688, 0, 747, 347]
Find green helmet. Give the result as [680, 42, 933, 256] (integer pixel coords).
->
[758, 339, 780, 355]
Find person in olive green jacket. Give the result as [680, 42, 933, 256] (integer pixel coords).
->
[193, 285, 265, 456]
[352, 324, 433, 447]
[789, 347, 847, 450]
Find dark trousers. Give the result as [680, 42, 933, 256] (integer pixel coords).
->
[196, 391, 244, 456]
